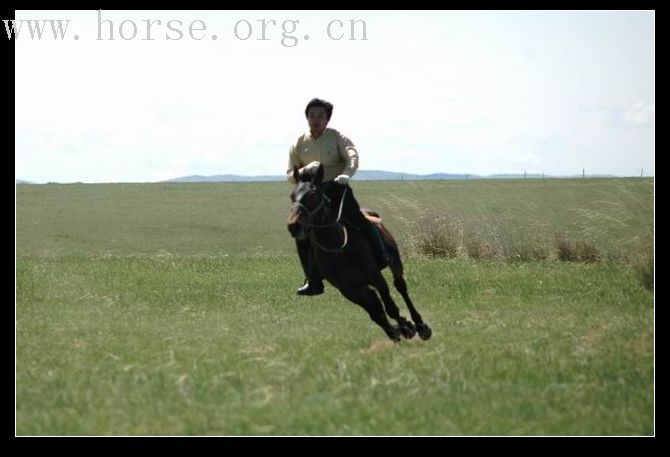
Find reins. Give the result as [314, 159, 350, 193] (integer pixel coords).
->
[294, 185, 350, 252]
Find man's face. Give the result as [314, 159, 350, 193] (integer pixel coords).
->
[307, 107, 329, 136]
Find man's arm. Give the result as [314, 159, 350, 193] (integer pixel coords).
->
[287, 143, 301, 184]
[337, 132, 359, 179]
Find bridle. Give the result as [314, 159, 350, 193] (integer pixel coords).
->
[291, 191, 327, 221]
[292, 185, 349, 252]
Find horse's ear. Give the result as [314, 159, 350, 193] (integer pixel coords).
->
[312, 163, 324, 185]
[292, 166, 300, 183]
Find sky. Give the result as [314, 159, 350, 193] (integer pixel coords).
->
[14, 10, 655, 183]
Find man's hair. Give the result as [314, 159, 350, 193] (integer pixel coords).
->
[305, 98, 333, 120]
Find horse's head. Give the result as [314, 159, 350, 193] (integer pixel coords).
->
[287, 163, 325, 239]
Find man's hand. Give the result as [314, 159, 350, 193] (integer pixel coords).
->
[300, 161, 321, 175]
[334, 174, 350, 185]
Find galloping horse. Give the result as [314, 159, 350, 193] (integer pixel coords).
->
[287, 164, 432, 342]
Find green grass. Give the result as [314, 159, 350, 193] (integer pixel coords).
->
[15, 179, 654, 435]
[15, 182, 294, 258]
[16, 178, 653, 259]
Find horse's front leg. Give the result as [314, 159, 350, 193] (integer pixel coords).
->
[339, 285, 401, 342]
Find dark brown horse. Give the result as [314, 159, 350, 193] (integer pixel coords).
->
[287, 164, 432, 342]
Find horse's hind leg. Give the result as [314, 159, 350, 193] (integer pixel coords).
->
[388, 257, 433, 341]
[370, 272, 416, 340]
[340, 285, 401, 342]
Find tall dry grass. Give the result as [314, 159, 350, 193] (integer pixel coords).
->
[554, 232, 601, 262]
[410, 214, 549, 262]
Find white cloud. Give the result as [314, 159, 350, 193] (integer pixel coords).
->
[622, 100, 655, 127]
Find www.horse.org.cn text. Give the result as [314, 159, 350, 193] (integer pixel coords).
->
[4, 11, 369, 47]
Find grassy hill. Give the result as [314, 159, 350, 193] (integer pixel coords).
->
[16, 178, 653, 260]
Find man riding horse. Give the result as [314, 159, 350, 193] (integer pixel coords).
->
[286, 98, 388, 296]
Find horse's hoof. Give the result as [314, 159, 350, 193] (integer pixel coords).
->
[417, 323, 432, 341]
[399, 321, 416, 339]
[388, 327, 402, 343]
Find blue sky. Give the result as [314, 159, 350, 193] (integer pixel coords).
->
[14, 10, 654, 182]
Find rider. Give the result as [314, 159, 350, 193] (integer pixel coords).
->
[287, 98, 388, 296]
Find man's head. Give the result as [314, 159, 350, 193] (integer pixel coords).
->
[305, 98, 333, 137]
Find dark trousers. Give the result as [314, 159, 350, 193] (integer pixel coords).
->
[295, 236, 319, 283]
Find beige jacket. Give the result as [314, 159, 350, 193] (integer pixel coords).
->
[286, 128, 359, 184]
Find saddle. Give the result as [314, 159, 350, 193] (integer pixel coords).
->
[360, 208, 396, 268]
[361, 208, 383, 225]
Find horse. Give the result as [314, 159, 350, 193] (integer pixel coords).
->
[287, 164, 432, 342]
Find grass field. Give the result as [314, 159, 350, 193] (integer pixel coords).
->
[15, 178, 654, 436]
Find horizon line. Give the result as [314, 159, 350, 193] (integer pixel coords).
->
[15, 170, 654, 185]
